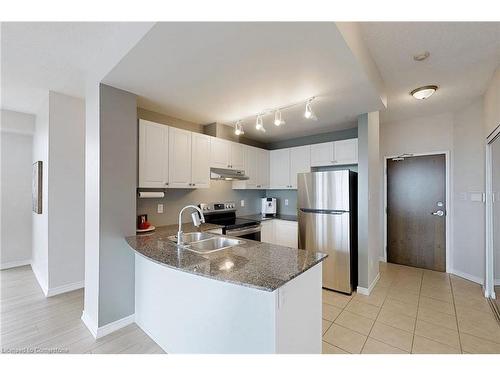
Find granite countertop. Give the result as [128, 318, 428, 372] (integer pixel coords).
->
[126, 222, 326, 292]
[240, 213, 298, 222]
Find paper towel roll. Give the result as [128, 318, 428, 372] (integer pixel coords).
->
[138, 191, 165, 199]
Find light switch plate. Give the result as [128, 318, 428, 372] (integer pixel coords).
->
[157, 204, 164, 213]
[240, 200, 245, 207]
[285, 199, 289, 206]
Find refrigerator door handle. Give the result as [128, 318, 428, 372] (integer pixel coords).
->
[299, 208, 348, 215]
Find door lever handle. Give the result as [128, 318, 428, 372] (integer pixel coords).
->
[431, 210, 445, 217]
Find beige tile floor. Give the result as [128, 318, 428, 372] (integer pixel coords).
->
[322, 262, 500, 354]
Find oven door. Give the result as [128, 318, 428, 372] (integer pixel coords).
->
[225, 225, 261, 241]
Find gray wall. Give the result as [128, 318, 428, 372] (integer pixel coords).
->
[138, 181, 265, 226]
[98, 84, 137, 326]
[266, 126, 357, 150]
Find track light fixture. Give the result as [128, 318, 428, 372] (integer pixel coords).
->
[234, 120, 244, 136]
[304, 98, 317, 120]
[274, 109, 285, 126]
[255, 115, 266, 132]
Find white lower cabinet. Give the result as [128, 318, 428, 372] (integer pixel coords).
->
[260, 219, 298, 249]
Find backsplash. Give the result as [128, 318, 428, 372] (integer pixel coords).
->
[137, 181, 265, 226]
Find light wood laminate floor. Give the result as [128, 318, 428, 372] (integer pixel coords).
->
[1, 265, 164, 354]
[322, 262, 500, 354]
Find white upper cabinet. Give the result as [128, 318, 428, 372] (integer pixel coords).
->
[210, 137, 230, 169]
[168, 127, 192, 188]
[334, 138, 358, 165]
[270, 149, 291, 189]
[310, 139, 358, 167]
[230, 142, 245, 170]
[310, 142, 334, 167]
[191, 133, 211, 188]
[289, 145, 311, 189]
[256, 148, 270, 188]
[139, 120, 169, 188]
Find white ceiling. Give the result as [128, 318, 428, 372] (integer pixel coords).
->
[103, 22, 385, 141]
[360, 22, 500, 123]
[1, 22, 154, 114]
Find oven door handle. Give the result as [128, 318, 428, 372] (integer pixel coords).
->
[225, 225, 262, 237]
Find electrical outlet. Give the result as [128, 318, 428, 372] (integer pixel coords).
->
[285, 199, 289, 206]
[240, 200, 245, 207]
[157, 204, 164, 214]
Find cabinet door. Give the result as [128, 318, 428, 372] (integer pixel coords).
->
[230, 142, 245, 170]
[210, 137, 230, 169]
[191, 133, 211, 188]
[256, 149, 270, 189]
[168, 127, 192, 188]
[260, 220, 275, 244]
[310, 142, 334, 167]
[269, 149, 290, 189]
[334, 138, 358, 165]
[245, 146, 258, 188]
[138, 120, 169, 188]
[289, 145, 311, 189]
[274, 220, 298, 248]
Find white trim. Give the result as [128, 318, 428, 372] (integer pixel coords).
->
[485, 124, 500, 298]
[379, 256, 386, 263]
[31, 263, 49, 296]
[0, 259, 31, 270]
[96, 314, 135, 339]
[357, 273, 380, 295]
[81, 310, 98, 338]
[450, 269, 484, 286]
[494, 278, 500, 286]
[0, 128, 34, 136]
[383, 151, 451, 273]
[46, 280, 84, 297]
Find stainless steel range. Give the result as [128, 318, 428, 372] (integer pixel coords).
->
[199, 202, 261, 241]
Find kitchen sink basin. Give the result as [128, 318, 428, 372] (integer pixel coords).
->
[186, 237, 244, 254]
[168, 232, 213, 244]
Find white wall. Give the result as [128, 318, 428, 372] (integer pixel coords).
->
[452, 98, 486, 283]
[47, 92, 86, 290]
[484, 66, 500, 137]
[380, 104, 487, 283]
[29, 92, 86, 295]
[32, 97, 50, 292]
[0, 110, 35, 269]
[358, 112, 381, 291]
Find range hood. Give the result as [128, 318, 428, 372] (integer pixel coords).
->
[210, 168, 249, 181]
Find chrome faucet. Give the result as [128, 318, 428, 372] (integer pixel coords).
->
[177, 205, 205, 246]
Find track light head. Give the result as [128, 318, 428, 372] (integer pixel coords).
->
[274, 110, 285, 126]
[255, 115, 266, 132]
[234, 120, 244, 136]
[304, 98, 317, 120]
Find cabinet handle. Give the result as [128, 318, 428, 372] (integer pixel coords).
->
[165, 182, 169, 186]
[331, 160, 337, 164]
[192, 183, 196, 187]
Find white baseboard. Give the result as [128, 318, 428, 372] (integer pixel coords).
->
[450, 269, 484, 286]
[357, 273, 380, 296]
[379, 256, 386, 263]
[0, 259, 31, 270]
[96, 314, 135, 339]
[81, 310, 98, 338]
[494, 278, 500, 286]
[82, 311, 136, 340]
[31, 263, 49, 296]
[47, 280, 84, 297]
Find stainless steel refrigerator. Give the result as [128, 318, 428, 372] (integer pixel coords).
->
[297, 170, 357, 294]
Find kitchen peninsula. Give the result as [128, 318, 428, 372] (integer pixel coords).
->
[126, 223, 327, 354]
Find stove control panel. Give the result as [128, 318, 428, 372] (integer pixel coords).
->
[199, 202, 236, 213]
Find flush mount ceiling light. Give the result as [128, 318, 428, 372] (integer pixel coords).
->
[304, 98, 317, 120]
[410, 85, 438, 100]
[255, 115, 266, 132]
[274, 109, 285, 126]
[413, 51, 430, 62]
[234, 120, 244, 136]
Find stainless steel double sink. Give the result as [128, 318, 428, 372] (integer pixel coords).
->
[167, 232, 244, 254]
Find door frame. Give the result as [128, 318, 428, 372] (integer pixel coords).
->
[485, 124, 500, 299]
[383, 151, 451, 273]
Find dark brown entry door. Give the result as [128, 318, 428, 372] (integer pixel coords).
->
[387, 154, 446, 271]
